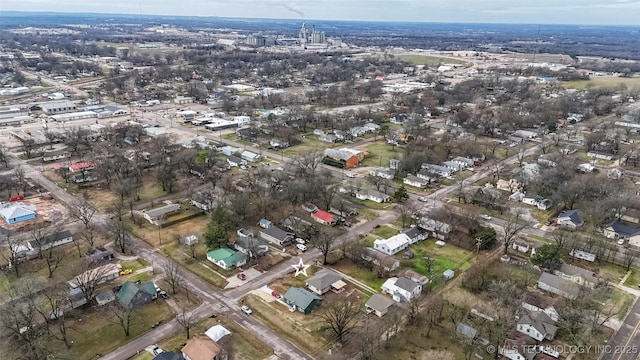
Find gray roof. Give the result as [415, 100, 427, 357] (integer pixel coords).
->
[538, 272, 581, 297]
[518, 311, 558, 339]
[557, 263, 599, 284]
[394, 277, 420, 292]
[558, 210, 583, 225]
[608, 220, 640, 237]
[261, 225, 292, 241]
[95, 290, 115, 303]
[41, 101, 75, 110]
[154, 352, 186, 360]
[306, 269, 342, 291]
[228, 154, 243, 164]
[144, 203, 180, 218]
[324, 148, 355, 161]
[283, 287, 321, 311]
[404, 174, 429, 184]
[30, 230, 72, 247]
[456, 323, 477, 338]
[402, 227, 423, 239]
[366, 294, 394, 312]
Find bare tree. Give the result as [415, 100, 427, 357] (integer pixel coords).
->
[310, 230, 335, 265]
[72, 264, 113, 303]
[552, 228, 574, 250]
[422, 294, 444, 338]
[0, 145, 9, 168]
[2, 235, 25, 277]
[176, 307, 196, 339]
[407, 296, 422, 326]
[109, 303, 137, 336]
[13, 165, 27, 194]
[70, 198, 96, 248]
[321, 298, 361, 343]
[163, 261, 183, 295]
[622, 249, 639, 271]
[396, 201, 418, 228]
[0, 281, 45, 359]
[36, 284, 72, 348]
[500, 209, 530, 255]
[108, 218, 130, 254]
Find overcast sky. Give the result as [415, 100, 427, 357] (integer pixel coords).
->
[1, 0, 639, 25]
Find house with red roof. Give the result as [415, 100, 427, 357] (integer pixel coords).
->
[312, 210, 336, 226]
[68, 162, 96, 172]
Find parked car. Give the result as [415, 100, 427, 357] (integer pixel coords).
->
[345, 172, 356, 178]
[241, 305, 252, 315]
[373, 224, 381, 229]
[119, 269, 133, 275]
[296, 243, 307, 252]
[271, 291, 282, 299]
[618, 238, 626, 245]
[159, 291, 169, 299]
[237, 273, 246, 281]
[417, 196, 428, 202]
[295, 238, 306, 245]
[150, 346, 163, 356]
[479, 214, 492, 220]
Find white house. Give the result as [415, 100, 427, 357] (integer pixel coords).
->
[370, 168, 394, 180]
[441, 161, 463, 172]
[569, 249, 596, 262]
[451, 156, 475, 169]
[403, 175, 430, 188]
[557, 210, 583, 229]
[587, 151, 614, 161]
[373, 234, 411, 255]
[516, 311, 558, 341]
[356, 189, 391, 203]
[381, 277, 422, 302]
[522, 294, 559, 322]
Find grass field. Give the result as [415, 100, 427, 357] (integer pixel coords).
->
[361, 141, 404, 168]
[160, 242, 229, 289]
[407, 240, 474, 277]
[395, 54, 468, 66]
[120, 258, 151, 273]
[371, 225, 398, 239]
[332, 261, 387, 290]
[563, 76, 640, 90]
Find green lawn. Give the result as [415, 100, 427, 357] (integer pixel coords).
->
[406, 241, 474, 277]
[120, 258, 151, 273]
[361, 141, 404, 168]
[160, 242, 228, 289]
[607, 288, 636, 320]
[353, 198, 395, 210]
[624, 270, 638, 287]
[563, 76, 640, 90]
[371, 225, 398, 239]
[333, 262, 387, 290]
[395, 54, 468, 66]
[138, 182, 169, 203]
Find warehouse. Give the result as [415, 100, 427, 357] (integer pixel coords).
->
[50, 111, 97, 122]
[41, 101, 77, 114]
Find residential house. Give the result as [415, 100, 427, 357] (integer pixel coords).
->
[42, 149, 70, 162]
[27, 230, 73, 251]
[240, 151, 261, 163]
[554, 263, 600, 289]
[68, 287, 88, 309]
[441, 161, 463, 173]
[365, 294, 395, 317]
[499, 337, 538, 360]
[381, 277, 422, 302]
[403, 174, 430, 188]
[569, 249, 596, 262]
[402, 227, 427, 244]
[283, 216, 314, 234]
[416, 169, 435, 182]
[521, 196, 553, 211]
[509, 192, 526, 202]
[537, 154, 557, 168]
[155, 352, 186, 360]
[604, 220, 640, 246]
[374, 234, 411, 255]
[513, 130, 538, 139]
[226, 155, 246, 167]
[142, 203, 181, 226]
[301, 203, 319, 213]
[496, 179, 523, 193]
[232, 236, 267, 258]
[259, 226, 294, 246]
[421, 164, 454, 178]
[313, 129, 324, 136]
[355, 189, 391, 203]
[191, 192, 217, 211]
[417, 217, 452, 240]
[557, 210, 583, 229]
[522, 293, 559, 322]
[362, 248, 400, 272]
[370, 168, 395, 180]
[587, 151, 614, 161]
[206, 248, 247, 270]
[69, 263, 121, 289]
[403, 269, 430, 285]
[451, 156, 475, 169]
[86, 246, 114, 267]
[268, 139, 289, 149]
[306, 269, 343, 295]
[95, 290, 116, 306]
[220, 146, 241, 157]
[512, 241, 530, 254]
[363, 122, 381, 132]
[283, 287, 322, 314]
[68, 161, 95, 172]
[116, 281, 157, 308]
[319, 134, 339, 143]
[516, 311, 558, 341]
[312, 210, 336, 226]
[0, 202, 36, 224]
[181, 336, 224, 360]
[258, 218, 272, 229]
[537, 272, 581, 300]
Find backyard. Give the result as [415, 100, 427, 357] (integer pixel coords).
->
[361, 141, 404, 168]
[406, 240, 475, 278]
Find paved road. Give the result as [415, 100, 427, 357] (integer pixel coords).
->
[601, 297, 640, 360]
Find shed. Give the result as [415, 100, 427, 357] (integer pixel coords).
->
[443, 269, 455, 280]
[204, 325, 231, 342]
[95, 290, 116, 306]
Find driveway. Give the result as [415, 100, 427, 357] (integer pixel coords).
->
[224, 267, 262, 289]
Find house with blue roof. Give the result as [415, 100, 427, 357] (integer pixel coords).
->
[557, 210, 583, 229]
[116, 281, 157, 308]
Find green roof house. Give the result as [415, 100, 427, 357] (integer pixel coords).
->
[206, 248, 247, 270]
[116, 281, 157, 308]
[283, 287, 322, 314]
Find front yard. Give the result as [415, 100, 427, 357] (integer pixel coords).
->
[160, 241, 229, 289]
[361, 141, 404, 168]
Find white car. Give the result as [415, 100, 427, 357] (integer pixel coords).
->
[479, 214, 492, 220]
[417, 196, 428, 202]
[296, 243, 307, 252]
[345, 172, 356, 178]
[618, 238, 625, 245]
[241, 305, 252, 315]
[295, 238, 306, 245]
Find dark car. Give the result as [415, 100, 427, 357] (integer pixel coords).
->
[373, 224, 381, 229]
[237, 273, 246, 281]
[159, 291, 169, 299]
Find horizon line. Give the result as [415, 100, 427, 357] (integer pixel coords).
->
[0, 10, 639, 28]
